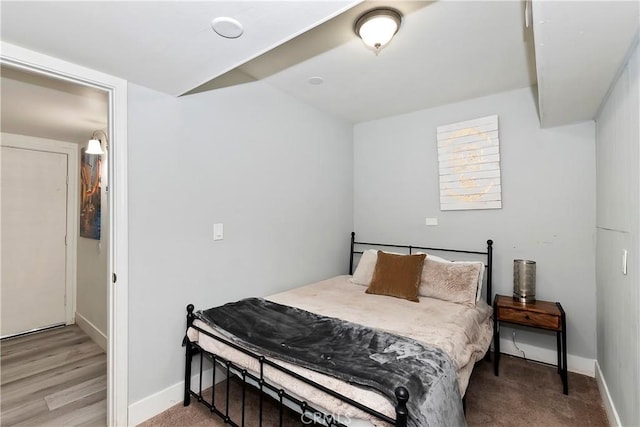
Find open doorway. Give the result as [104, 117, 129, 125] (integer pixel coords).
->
[1, 65, 109, 343]
[1, 65, 109, 423]
[1, 42, 129, 426]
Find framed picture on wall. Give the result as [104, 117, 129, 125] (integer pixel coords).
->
[80, 152, 101, 239]
[436, 114, 502, 210]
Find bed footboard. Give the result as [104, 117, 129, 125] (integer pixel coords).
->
[183, 304, 409, 427]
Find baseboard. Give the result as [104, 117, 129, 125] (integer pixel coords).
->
[595, 361, 622, 427]
[498, 337, 595, 377]
[128, 367, 222, 426]
[75, 312, 107, 352]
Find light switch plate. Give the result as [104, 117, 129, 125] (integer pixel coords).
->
[213, 223, 224, 241]
[425, 217, 438, 226]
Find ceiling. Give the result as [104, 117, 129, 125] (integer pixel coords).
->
[260, 0, 537, 123]
[1, 1, 638, 128]
[0, 65, 108, 143]
[532, 1, 639, 127]
[0, 1, 359, 97]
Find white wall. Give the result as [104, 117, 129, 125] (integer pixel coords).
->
[595, 38, 639, 427]
[76, 145, 108, 347]
[127, 81, 353, 404]
[354, 87, 597, 362]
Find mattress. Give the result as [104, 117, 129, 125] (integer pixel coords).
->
[187, 275, 493, 425]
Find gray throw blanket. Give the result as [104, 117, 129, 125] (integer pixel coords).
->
[197, 298, 465, 427]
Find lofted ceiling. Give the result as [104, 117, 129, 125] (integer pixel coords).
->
[0, 1, 638, 129]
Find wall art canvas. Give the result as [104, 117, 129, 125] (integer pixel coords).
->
[436, 114, 502, 210]
[80, 152, 101, 239]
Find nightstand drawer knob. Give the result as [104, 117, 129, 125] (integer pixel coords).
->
[525, 315, 530, 320]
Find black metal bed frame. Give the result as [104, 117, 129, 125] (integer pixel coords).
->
[183, 232, 494, 426]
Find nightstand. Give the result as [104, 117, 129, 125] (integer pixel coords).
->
[493, 294, 568, 394]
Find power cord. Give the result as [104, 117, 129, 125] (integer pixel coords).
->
[512, 331, 526, 360]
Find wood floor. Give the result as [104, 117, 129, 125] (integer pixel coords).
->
[1, 325, 107, 426]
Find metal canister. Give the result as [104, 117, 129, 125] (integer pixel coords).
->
[513, 259, 536, 302]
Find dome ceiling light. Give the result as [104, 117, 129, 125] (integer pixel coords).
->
[354, 8, 402, 55]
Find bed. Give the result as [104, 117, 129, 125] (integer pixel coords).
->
[183, 232, 494, 426]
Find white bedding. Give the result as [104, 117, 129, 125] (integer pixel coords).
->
[187, 275, 493, 425]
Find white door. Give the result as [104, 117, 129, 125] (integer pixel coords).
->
[1, 146, 68, 337]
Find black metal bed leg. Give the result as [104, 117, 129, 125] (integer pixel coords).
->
[349, 231, 355, 275]
[184, 342, 192, 406]
[394, 387, 409, 427]
[462, 395, 467, 414]
[184, 304, 195, 406]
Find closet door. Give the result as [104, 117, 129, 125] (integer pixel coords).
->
[1, 146, 68, 337]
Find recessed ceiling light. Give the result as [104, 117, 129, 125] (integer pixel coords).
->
[211, 17, 244, 39]
[308, 77, 324, 85]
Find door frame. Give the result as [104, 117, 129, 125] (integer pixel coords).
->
[0, 41, 129, 426]
[0, 134, 79, 329]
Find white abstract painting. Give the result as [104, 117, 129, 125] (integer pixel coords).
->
[437, 115, 502, 211]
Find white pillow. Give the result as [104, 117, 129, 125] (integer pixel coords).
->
[419, 258, 482, 306]
[350, 249, 378, 286]
[418, 253, 485, 301]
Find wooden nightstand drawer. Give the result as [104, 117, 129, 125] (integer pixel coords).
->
[498, 306, 560, 329]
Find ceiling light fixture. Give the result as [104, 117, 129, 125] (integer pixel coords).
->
[354, 8, 402, 55]
[86, 130, 108, 155]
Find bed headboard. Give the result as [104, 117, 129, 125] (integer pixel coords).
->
[349, 232, 494, 305]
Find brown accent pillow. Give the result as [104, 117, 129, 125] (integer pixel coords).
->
[366, 251, 426, 302]
[420, 257, 482, 306]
